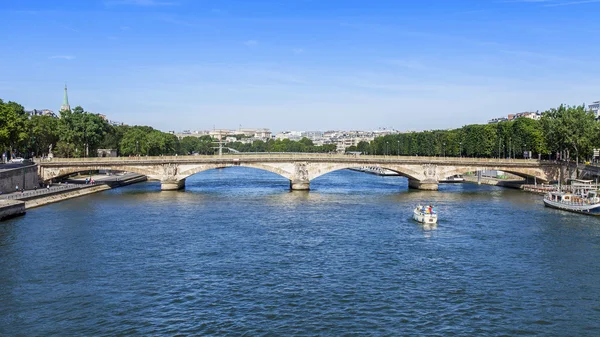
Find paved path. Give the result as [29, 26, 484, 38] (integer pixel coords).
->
[67, 172, 143, 184]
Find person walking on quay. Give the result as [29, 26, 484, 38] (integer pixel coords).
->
[15, 185, 18, 192]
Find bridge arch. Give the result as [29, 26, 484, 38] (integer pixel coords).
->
[177, 162, 295, 181]
[439, 166, 553, 182]
[308, 163, 423, 181]
[39, 165, 163, 182]
[38, 156, 561, 191]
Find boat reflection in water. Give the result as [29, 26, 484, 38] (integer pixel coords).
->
[543, 179, 600, 215]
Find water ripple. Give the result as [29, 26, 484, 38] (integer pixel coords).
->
[1, 168, 600, 336]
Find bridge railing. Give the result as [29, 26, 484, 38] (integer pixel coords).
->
[36, 153, 549, 164]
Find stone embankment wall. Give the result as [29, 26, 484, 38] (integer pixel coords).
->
[0, 200, 26, 221]
[0, 165, 39, 194]
[25, 185, 110, 209]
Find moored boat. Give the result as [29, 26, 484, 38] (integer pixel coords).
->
[413, 204, 438, 224]
[439, 175, 464, 183]
[543, 180, 600, 215]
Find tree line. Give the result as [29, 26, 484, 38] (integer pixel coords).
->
[346, 104, 599, 163]
[2, 99, 597, 162]
[0, 99, 335, 158]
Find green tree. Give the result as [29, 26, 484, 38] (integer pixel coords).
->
[57, 106, 110, 157]
[542, 104, 595, 163]
[120, 127, 148, 156]
[0, 99, 29, 157]
[180, 136, 202, 154]
[27, 115, 59, 157]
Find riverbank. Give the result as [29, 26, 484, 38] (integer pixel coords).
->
[0, 200, 26, 220]
[24, 173, 146, 209]
[0, 173, 147, 216]
[66, 172, 147, 188]
[25, 185, 111, 209]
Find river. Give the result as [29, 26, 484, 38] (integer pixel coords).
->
[1, 168, 599, 336]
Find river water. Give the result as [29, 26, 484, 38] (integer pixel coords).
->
[1, 168, 599, 336]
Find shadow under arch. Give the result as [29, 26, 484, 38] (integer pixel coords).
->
[177, 162, 294, 181]
[308, 163, 423, 182]
[41, 165, 159, 182]
[441, 167, 549, 182]
[179, 165, 293, 182]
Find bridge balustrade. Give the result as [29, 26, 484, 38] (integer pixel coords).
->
[36, 154, 547, 164]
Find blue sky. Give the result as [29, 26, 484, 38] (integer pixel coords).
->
[1, 0, 599, 132]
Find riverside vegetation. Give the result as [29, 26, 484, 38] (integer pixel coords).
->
[1, 98, 598, 163]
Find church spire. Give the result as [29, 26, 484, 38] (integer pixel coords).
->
[60, 83, 71, 111]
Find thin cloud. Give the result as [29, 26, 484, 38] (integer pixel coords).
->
[105, 0, 178, 6]
[49, 55, 75, 60]
[505, 0, 600, 5]
[292, 48, 304, 54]
[244, 40, 258, 46]
[59, 25, 79, 33]
[383, 59, 429, 70]
[544, 0, 600, 5]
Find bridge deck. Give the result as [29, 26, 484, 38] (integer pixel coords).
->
[37, 154, 551, 167]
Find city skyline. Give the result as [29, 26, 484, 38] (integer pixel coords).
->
[1, 0, 599, 132]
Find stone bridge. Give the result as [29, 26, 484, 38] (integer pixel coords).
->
[36, 154, 561, 191]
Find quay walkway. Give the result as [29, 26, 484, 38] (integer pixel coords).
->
[0, 184, 89, 201]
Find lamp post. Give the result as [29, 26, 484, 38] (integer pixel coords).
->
[459, 142, 462, 158]
[397, 140, 400, 158]
[386, 141, 389, 157]
[136, 141, 139, 155]
[443, 142, 446, 158]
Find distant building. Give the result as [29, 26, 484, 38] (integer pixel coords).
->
[60, 84, 71, 112]
[253, 128, 272, 139]
[514, 111, 541, 120]
[302, 131, 324, 139]
[275, 131, 302, 141]
[209, 129, 234, 140]
[26, 109, 57, 118]
[488, 117, 509, 124]
[95, 113, 108, 121]
[589, 101, 600, 119]
[109, 120, 125, 127]
[97, 149, 117, 157]
[488, 111, 541, 124]
[237, 128, 272, 139]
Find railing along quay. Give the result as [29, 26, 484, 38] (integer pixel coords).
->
[0, 184, 84, 201]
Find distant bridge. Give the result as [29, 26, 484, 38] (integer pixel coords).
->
[37, 154, 562, 191]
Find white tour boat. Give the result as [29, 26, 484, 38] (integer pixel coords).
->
[413, 205, 438, 224]
[439, 175, 465, 183]
[543, 179, 600, 215]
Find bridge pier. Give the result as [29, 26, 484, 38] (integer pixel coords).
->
[161, 179, 186, 191]
[408, 179, 439, 191]
[290, 180, 310, 190]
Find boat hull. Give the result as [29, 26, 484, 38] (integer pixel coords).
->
[413, 211, 438, 224]
[543, 198, 600, 215]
